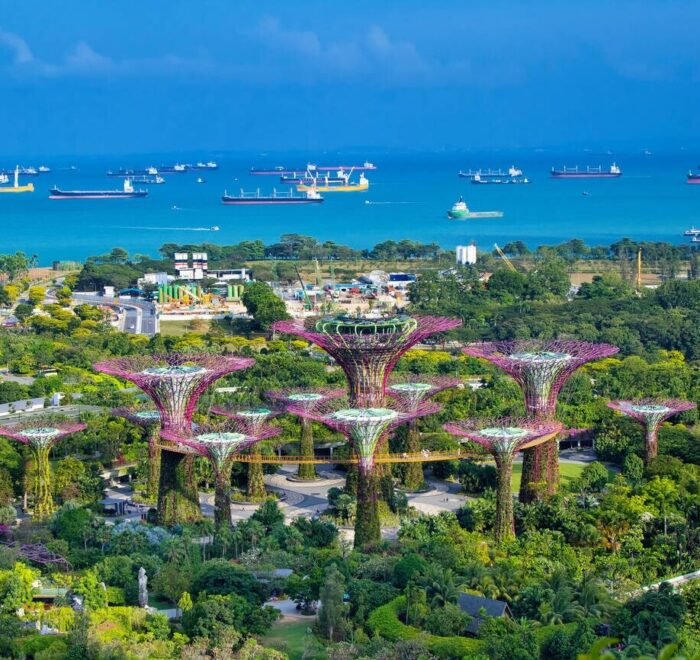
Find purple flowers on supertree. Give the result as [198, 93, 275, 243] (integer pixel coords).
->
[0, 419, 87, 519]
[273, 315, 461, 407]
[210, 405, 283, 435]
[607, 398, 697, 465]
[387, 375, 462, 410]
[463, 340, 619, 418]
[94, 353, 255, 432]
[265, 387, 346, 412]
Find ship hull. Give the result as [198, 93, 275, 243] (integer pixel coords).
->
[221, 196, 323, 205]
[551, 172, 621, 179]
[297, 184, 368, 192]
[0, 185, 34, 194]
[472, 178, 530, 185]
[687, 176, 700, 184]
[49, 189, 147, 199]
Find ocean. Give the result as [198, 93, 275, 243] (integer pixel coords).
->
[1, 151, 699, 263]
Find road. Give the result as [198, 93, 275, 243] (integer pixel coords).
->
[73, 292, 159, 336]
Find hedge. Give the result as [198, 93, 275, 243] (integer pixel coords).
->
[367, 596, 484, 659]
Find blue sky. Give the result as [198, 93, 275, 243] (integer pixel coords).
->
[1, 0, 699, 155]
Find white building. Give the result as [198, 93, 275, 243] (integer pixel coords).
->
[456, 244, 477, 265]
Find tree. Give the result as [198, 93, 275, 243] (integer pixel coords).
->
[241, 282, 289, 331]
[643, 477, 679, 537]
[318, 564, 348, 641]
[250, 498, 284, 532]
[191, 559, 263, 603]
[481, 618, 539, 660]
[14, 303, 34, 323]
[27, 286, 46, 306]
[622, 453, 644, 488]
[73, 570, 108, 610]
[178, 591, 193, 617]
[424, 602, 470, 636]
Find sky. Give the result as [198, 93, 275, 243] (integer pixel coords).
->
[1, 0, 700, 156]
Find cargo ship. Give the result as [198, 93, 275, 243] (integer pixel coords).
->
[280, 169, 347, 184]
[297, 173, 369, 192]
[687, 170, 700, 185]
[459, 166, 523, 179]
[190, 161, 219, 170]
[221, 188, 323, 205]
[551, 163, 621, 178]
[447, 197, 503, 220]
[472, 173, 531, 185]
[107, 166, 159, 177]
[250, 160, 376, 175]
[0, 167, 35, 194]
[49, 178, 148, 199]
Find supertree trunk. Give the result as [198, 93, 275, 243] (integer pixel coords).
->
[214, 470, 232, 527]
[298, 418, 318, 480]
[147, 425, 162, 502]
[158, 449, 202, 525]
[247, 448, 266, 501]
[494, 454, 515, 543]
[645, 428, 659, 465]
[355, 463, 380, 548]
[519, 444, 546, 503]
[32, 445, 55, 519]
[402, 421, 424, 491]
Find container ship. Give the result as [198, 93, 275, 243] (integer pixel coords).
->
[49, 179, 148, 199]
[221, 188, 323, 205]
[551, 163, 621, 178]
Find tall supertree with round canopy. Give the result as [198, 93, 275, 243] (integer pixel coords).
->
[162, 421, 281, 525]
[113, 408, 162, 501]
[0, 419, 86, 519]
[444, 418, 563, 542]
[289, 399, 440, 548]
[94, 353, 255, 524]
[273, 315, 462, 407]
[607, 399, 696, 465]
[463, 340, 618, 502]
[210, 405, 283, 501]
[387, 376, 462, 490]
[266, 388, 345, 480]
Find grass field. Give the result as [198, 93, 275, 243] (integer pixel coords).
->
[260, 620, 325, 660]
[158, 320, 211, 337]
[511, 461, 615, 493]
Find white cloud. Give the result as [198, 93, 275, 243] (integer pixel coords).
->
[0, 28, 34, 65]
[64, 42, 114, 72]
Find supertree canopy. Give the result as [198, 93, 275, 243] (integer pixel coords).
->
[289, 399, 440, 548]
[273, 315, 461, 407]
[162, 422, 281, 525]
[463, 340, 618, 502]
[444, 418, 563, 542]
[113, 408, 162, 501]
[210, 405, 283, 501]
[388, 376, 462, 490]
[266, 388, 345, 480]
[607, 399, 697, 465]
[0, 419, 86, 519]
[95, 353, 255, 525]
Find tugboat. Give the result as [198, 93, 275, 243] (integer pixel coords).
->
[447, 197, 503, 220]
[221, 188, 324, 205]
[551, 163, 622, 178]
[49, 178, 148, 199]
[0, 166, 35, 194]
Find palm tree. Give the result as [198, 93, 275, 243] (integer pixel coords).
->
[421, 566, 461, 607]
[575, 573, 614, 619]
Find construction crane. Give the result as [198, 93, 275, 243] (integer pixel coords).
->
[493, 243, 517, 272]
[294, 265, 314, 311]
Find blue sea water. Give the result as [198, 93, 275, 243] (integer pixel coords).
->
[1, 151, 699, 263]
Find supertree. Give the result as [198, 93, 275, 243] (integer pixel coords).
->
[289, 399, 440, 548]
[113, 408, 162, 501]
[0, 419, 86, 519]
[387, 376, 462, 490]
[273, 315, 462, 407]
[607, 399, 697, 465]
[463, 340, 618, 502]
[210, 405, 283, 501]
[266, 388, 345, 480]
[162, 421, 281, 525]
[94, 354, 254, 524]
[444, 418, 563, 542]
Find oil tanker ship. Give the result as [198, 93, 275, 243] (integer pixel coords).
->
[551, 163, 622, 178]
[222, 188, 323, 205]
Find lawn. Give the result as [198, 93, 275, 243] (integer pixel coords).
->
[511, 461, 614, 493]
[260, 620, 325, 660]
[158, 319, 211, 337]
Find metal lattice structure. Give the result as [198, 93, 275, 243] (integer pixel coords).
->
[266, 387, 346, 480]
[113, 408, 161, 427]
[210, 405, 283, 435]
[387, 376, 462, 410]
[0, 419, 86, 519]
[607, 398, 697, 465]
[463, 340, 618, 501]
[274, 315, 461, 406]
[444, 418, 563, 541]
[94, 353, 255, 431]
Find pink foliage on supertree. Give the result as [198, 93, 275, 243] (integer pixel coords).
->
[607, 398, 696, 463]
[288, 399, 441, 470]
[443, 418, 564, 455]
[94, 353, 255, 432]
[0, 419, 86, 448]
[210, 404, 283, 435]
[273, 315, 462, 406]
[265, 387, 346, 412]
[387, 375, 462, 410]
[112, 407, 161, 427]
[161, 420, 281, 468]
[463, 340, 619, 418]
